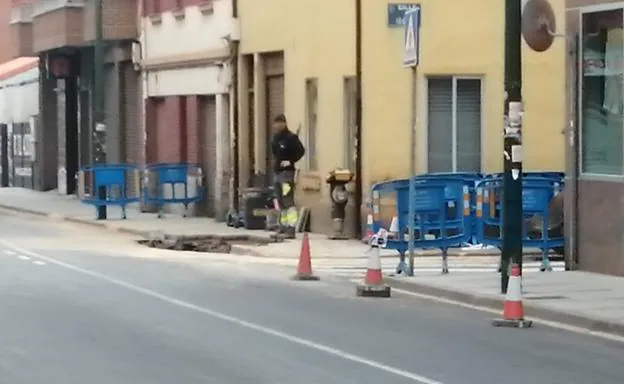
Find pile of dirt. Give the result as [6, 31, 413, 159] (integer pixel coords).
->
[137, 233, 283, 253]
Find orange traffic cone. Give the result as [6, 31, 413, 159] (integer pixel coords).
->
[492, 264, 532, 328]
[292, 232, 320, 281]
[356, 240, 391, 298]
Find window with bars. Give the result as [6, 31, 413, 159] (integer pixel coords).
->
[343, 76, 357, 172]
[305, 78, 318, 171]
[427, 76, 482, 172]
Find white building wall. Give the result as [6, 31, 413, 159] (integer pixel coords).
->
[141, 1, 235, 97]
[0, 66, 39, 124]
[139, 0, 237, 217]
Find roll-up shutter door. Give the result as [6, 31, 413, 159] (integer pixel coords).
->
[266, 75, 284, 179]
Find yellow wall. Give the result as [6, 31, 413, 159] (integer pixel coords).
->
[362, 0, 566, 187]
[239, 0, 355, 179]
[238, 0, 566, 233]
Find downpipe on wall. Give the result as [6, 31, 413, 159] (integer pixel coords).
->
[354, 0, 363, 238]
[231, 0, 240, 212]
[93, 0, 107, 219]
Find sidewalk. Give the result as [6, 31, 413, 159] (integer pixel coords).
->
[0, 187, 531, 259]
[0, 187, 389, 259]
[386, 271, 624, 337]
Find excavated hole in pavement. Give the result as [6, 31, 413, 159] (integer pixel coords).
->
[137, 234, 284, 253]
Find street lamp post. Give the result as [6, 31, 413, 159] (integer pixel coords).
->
[501, 0, 524, 293]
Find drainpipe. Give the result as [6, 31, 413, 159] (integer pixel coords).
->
[93, 0, 107, 218]
[353, 0, 363, 238]
[93, 0, 105, 164]
[231, 0, 240, 211]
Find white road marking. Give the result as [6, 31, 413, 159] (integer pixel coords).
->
[3, 250, 16, 255]
[18, 255, 31, 261]
[32, 260, 46, 266]
[0, 239, 444, 384]
[350, 280, 624, 344]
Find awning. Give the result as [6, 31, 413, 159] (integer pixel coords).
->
[0, 57, 38, 83]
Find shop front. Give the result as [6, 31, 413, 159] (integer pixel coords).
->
[566, 1, 624, 276]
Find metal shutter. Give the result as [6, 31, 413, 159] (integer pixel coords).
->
[456, 79, 481, 172]
[104, 64, 121, 164]
[122, 62, 140, 197]
[266, 75, 284, 179]
[427, 78, 453, 172]
[199, 95, 217, 217]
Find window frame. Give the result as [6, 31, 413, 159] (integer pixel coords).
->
[343, 76, 357, 172]
[423, 75, 484, 173]
[578, 3, 624, 180]
[304, 78, 318, 171]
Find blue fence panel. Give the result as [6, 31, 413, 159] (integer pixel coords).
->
[143, 163, 203, 218]
[409, 172, 483, 244]
[475, 175, 564, 271]
[77, 163, 141, 219]
[371, 177, 472, 274]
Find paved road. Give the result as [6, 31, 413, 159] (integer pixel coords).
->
[0, 211, 622, 384]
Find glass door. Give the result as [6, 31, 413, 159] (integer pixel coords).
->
[580, 6, 624, 176]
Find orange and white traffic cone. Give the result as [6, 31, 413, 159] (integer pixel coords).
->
[356, 234, 391, 298]
[362, 213, 374, 244]
[291, 232, 320, 281]
[492, 264, 532, 328]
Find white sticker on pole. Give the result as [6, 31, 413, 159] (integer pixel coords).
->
[512, 169, 519, 180]
[511, 145, 522, 162]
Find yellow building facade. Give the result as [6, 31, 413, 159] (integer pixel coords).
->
[237, 0, 566, 236]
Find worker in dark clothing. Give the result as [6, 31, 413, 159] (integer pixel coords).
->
[271, 114, 305, 238]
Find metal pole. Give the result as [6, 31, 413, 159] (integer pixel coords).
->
[231, 0, 240, 212]
[354, 0, 363, 239]
[93, 0, 107, 219]
[93, 0, 105, 165]
[501, 0, 523, 293]
[408, 66, 417, 276]
[565, 34, 578, 271]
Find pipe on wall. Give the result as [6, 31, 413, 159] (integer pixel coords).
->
[231, 0, 240, 211]
[354, 0, 363, 238]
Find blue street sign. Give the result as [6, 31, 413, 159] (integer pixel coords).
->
[387, 3, 419, 27]
[403, 7, 421, 67]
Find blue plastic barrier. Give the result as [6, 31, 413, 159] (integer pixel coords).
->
[475, 176, 564, 271]
[371, 178, 472, 275]
[77, 164, 141, 219]
[143, 163, 203, 218]
[414, 172, 483, 244]
[486, 171, 565, 180]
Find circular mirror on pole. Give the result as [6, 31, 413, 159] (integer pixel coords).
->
[522, 0, 556, 52]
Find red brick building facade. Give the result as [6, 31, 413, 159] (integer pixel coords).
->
[7, 0, 141, 193]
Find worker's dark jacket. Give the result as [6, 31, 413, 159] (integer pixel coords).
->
[271, 128, 305, 173]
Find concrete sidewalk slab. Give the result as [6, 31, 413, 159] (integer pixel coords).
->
[386, 271, 624, 337]
[0, 187, 549, 260]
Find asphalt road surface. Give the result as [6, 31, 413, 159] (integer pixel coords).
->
[0, 211, 623, 384]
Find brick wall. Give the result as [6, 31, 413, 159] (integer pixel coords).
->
[0, 1, 12, 64]
[185, 96, 200, 164]
[143, 0, 207, 15]
[84, 0, 138, 42]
